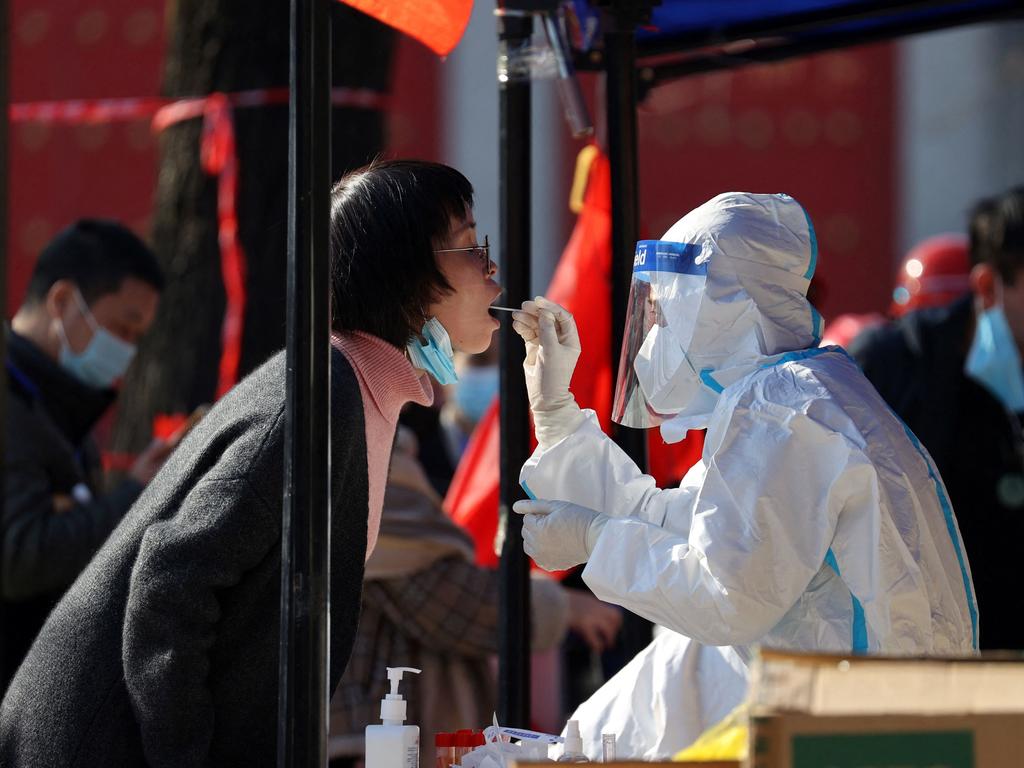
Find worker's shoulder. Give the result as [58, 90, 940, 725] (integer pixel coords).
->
[736, 348, 864, 419]
[745, 346, 852, 389]
[186, 346, 363, 475]
[207, 346, 359, 422]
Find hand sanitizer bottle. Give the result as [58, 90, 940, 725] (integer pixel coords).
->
[366, 667, 422, 768]
[557, 721, 589, 762]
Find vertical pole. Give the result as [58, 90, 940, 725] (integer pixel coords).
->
[604, 19, 647, 492]
[0, 0, 8, 665]
[603, 5, 652, 660]
[279, 0, 332, 764]
[497, 5, 533, 728]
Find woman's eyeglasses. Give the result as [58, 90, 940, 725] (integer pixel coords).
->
[434, 235, 491, 275]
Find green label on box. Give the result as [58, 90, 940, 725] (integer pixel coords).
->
[792, 730, 974, 768]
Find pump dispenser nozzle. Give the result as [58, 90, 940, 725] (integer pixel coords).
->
[558, 720, 589, 762]
[380, 667, 421, 725]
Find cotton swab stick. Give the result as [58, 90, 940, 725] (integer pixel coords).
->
[489, 306, 519, 312]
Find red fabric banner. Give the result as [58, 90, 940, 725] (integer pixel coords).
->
[337, 0, 473, 57]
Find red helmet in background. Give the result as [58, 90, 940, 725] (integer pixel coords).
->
[890, 233, 971, 317]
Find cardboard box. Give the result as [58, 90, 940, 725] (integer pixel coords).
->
[513, 763, 738, 768]
[751, 713, 1023, 767]
[748, 650, 1024, 768]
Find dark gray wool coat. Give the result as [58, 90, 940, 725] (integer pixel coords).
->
[0, 347, 369, 767]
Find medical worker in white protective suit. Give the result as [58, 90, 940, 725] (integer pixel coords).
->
[510, 192, 978, 759]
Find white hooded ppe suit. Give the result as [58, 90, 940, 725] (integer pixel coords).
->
[518, 193, 978, 758]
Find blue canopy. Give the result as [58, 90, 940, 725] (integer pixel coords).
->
[574, 0, 1023, 81]
[644, 0, 1015, 42]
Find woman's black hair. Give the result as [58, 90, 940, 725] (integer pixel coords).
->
[330, 159, 474, 347]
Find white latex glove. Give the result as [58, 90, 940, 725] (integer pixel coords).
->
[514, 499, 610, 571]
[511, 297, 585, 448]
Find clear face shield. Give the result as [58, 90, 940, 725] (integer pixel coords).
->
[611, 240, 709, 429]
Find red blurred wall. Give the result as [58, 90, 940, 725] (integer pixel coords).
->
[7, 2, 892, 324]
[6, 0, 439, 316]
[8, 0, 166, 313]
[637, 44, 897, 321]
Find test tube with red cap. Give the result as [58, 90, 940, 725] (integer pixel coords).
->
[453, 729, 475, 765]
[435, 732, 455, 768]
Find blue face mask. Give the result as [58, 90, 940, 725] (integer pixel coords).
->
[454, 364, 498, 423]
[57, 289, 137, 389]
[407, 317, 459, 385]
[965, 304, 1024, 413]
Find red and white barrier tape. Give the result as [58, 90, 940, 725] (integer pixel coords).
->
[9, 87, 389, 126]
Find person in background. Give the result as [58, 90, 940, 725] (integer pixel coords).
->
[2, 219, 167, 692]
[329, 427, 622, 768]
[0, 160, 503, 767]
[398, 347, 499, 499]
[850, 187, 1024, 650]
[819, 233, 970, 348]
[440, 347, 499, 465]
[889, 233, 972, 317]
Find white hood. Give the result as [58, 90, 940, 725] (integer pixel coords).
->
[656, 192, 821, 441]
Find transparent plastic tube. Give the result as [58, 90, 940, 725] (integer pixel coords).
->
[601, 734, 616, 762]
[542, 12, 593, 137]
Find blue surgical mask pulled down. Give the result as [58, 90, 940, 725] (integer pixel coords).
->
[455, 364, 498, 423]
[57, 289, 137, 389]
[965, 303, 1024, 413]
[407, 317, 459, 385]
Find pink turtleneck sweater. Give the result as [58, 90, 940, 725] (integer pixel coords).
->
[332, 331, 433, 559]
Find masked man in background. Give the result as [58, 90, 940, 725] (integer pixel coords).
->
[851, 187, 1024, 651]
[511, 192, 978, 758]
[2, 220, 168, 691]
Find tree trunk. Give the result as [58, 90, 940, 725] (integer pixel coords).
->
[113, 0, 394, 453]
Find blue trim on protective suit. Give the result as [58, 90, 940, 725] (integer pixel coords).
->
[802, 206, 819, 279]
[824, 548, 869, 654]
[763, 345, 979, 649]
[699, 368, 724, 393]
[703, 347, 830, 395]
[520, 481, 537, 500]
[899, 423, 980, 649]
[761, 345, 832, 370]
[810, 305, 824, 346]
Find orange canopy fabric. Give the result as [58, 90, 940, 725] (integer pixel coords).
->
[338, 0, 473, 56]
[444, 147, 705, 573]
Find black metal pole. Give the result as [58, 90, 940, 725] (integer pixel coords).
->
[604, 10, 647, 498]
[603, 2, 652, 661]
[0, 0, 8, 665]
[278, 0, 332, 764]
[497, 5, 533, 728]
